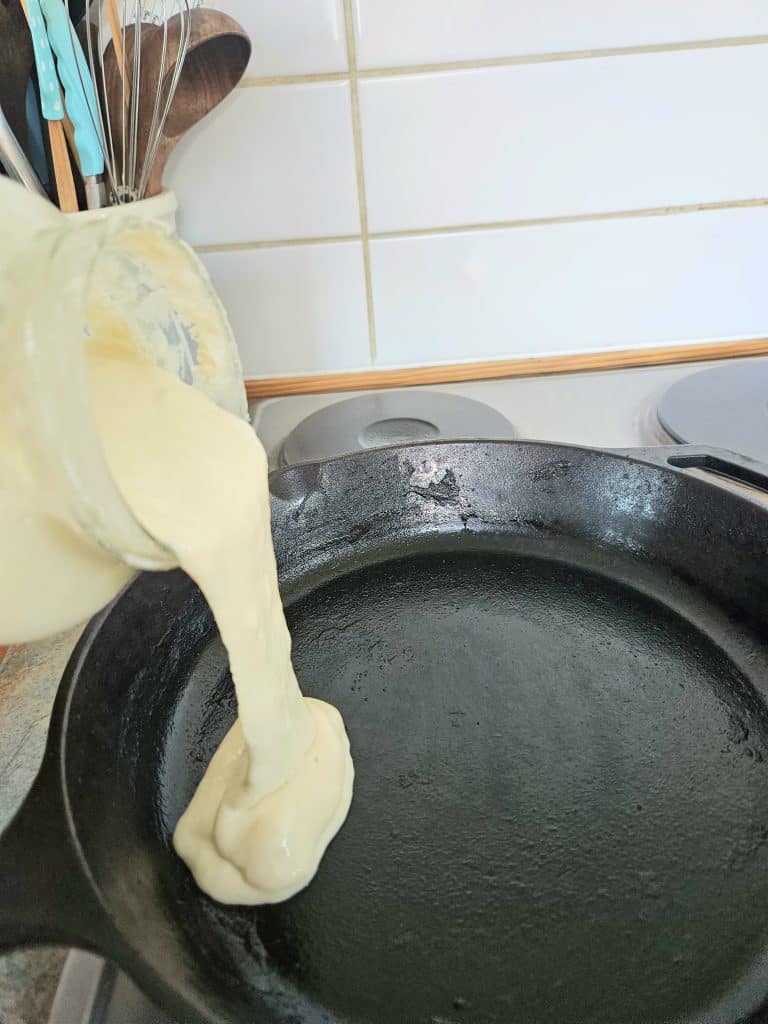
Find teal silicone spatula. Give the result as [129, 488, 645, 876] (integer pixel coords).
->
[18, 0, 78, 209]
[38, 0, 105, 207]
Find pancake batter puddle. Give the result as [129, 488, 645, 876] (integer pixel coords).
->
[88, 349, 353, 904]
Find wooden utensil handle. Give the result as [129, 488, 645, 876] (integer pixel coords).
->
[105, 0, 130, 96]
[48, 120, 78, 212]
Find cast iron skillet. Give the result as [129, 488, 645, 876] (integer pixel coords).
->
[2, 440, 768, 1024]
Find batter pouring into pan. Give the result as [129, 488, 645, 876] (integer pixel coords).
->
[89, 343, 354, 905]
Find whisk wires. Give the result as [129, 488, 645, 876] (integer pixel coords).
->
[80, 0, 191, 204]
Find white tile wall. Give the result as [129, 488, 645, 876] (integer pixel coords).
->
[173, 1, 768, 380]
[166, 83, 359, 247]
[202, 243, 369, 377]
[360, 47, 768, 233]
[207, 0, 347, 77]
[354, 0, 768, 69]
[369, 206, 768, 366]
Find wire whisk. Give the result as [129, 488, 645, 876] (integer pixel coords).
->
[83, 0, 192, 203]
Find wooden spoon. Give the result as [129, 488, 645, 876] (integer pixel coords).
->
[103, 9, 250, 199]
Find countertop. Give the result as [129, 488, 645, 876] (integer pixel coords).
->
[0, 629, 81, 1024]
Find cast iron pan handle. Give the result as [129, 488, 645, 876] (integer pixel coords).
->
[615, 445, 768, 498]
[0, 760, 113, 954]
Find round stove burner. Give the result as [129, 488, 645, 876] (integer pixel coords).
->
[279, 390, 516, 466]
[657, 360, 768, 463]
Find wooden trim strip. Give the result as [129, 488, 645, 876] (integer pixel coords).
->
[246, 339, 768, 400]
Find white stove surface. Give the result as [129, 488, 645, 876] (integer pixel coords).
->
[251, 357, 754, 466]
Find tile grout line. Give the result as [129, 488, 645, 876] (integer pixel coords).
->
[370, 197, 768, 239]
[197, 234, 360, 254]
[194, 197, 768, 255]
[358, 34, 768, 78]
[240, 71, 350, 87]
[236, 33, 768, 89]
[342, 0, 378, 364]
